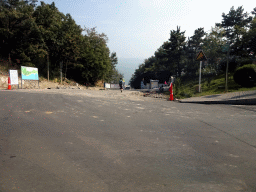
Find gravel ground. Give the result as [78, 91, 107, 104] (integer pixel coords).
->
[1, 71, 171, 101]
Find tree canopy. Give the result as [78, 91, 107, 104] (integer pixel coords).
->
[0, 0, 122, 85]
[130, 5, 256, 88]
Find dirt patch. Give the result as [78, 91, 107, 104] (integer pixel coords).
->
[0, 73, 105, 90]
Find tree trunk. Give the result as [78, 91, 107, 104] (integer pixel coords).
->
[65, 61, 68, 80]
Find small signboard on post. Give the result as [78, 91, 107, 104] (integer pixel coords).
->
[196, 51, 207, 61]
[196, 51, 207, 93]
[9, 70, 19, 86]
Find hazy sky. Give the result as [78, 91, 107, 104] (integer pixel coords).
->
[38, 0, 255, 83]
[39, 0, 254, 59]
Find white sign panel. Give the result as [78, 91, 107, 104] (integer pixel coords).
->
[110, 84, 119, 89]
[150, 80, 159, 89]
[9, 70, 19, 85]
[105, 83, 111, 88]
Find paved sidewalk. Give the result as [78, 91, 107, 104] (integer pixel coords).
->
[179, 90, 256, 105]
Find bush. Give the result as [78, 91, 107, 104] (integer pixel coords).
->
[233, 64, 256, 87]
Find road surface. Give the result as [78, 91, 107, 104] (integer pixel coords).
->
[1, 89, 256, 192]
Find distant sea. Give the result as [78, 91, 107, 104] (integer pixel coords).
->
[116, 58, 145, 85]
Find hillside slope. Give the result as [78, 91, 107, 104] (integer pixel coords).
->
[0, 67, 103, 90]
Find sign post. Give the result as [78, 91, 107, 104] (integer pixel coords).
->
[196, 51, 207, 93]
[199, 61, 202, 92]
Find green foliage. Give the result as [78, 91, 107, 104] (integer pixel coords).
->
[170, 73, 256, 99]
[163, 26, 186, 77]
[244, 16, 256, 58]
[201, 26, 226, 74]
[171, 78, 193, 99]
[233, 64, 256, 87]
[0, 0, 117, 85]
[216, 6, 252, 44]
[183, 28, 206, 76]
[130, 6, 256, 90]
[21, 67, 37, 76]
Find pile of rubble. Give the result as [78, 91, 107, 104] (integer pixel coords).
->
[0, 72, 104, 90]
[143, 92, 169, 99]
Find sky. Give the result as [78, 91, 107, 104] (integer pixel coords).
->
[38, 0, 255, 83]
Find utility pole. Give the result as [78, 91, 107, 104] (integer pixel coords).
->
[199, 61, 202, 92]
[225, 44, 230, 92]
[8, 53, 11, 68]
[47, 54, 49, 81]
[60, 61, 63, 85]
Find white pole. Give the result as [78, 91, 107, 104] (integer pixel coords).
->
[199, 61, 202, 93]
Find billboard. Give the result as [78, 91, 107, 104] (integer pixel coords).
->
[21, 66, 39, 80]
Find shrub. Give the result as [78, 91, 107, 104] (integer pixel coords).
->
[233, 64, 256, 87]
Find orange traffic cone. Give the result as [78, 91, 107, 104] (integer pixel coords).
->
[8, 76, 11, 90]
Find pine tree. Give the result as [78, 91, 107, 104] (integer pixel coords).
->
[163, 26, 186, 77]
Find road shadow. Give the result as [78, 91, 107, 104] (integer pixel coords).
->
[229, 91, 256, 100]
[202, 95, 221, 98]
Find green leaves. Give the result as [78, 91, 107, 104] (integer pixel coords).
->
[0, 1, 115, 85]
[163, 26, 186, 77]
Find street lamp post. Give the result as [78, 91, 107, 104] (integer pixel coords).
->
[222, 42, 230, 93]
[225, 47, 230, 92]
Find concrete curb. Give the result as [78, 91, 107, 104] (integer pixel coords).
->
[179, 98, 256, 105]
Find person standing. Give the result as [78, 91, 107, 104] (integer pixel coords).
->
[119, 78, 123, 93]
[141, 80, 144, 89]
[122, 78, 125, 89]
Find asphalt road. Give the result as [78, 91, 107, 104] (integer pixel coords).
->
[1, 89, 256, 192]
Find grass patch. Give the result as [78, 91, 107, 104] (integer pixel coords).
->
[167, 74, 256, 99]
